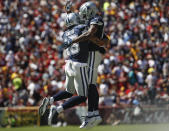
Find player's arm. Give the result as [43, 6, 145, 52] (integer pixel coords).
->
[72, 24, 98, 43]
[89, 34, 110, 47]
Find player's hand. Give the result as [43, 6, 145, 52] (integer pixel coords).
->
[65, 0, 73, 13]
[64, 38, 73, 49]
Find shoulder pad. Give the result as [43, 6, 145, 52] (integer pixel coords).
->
[74, 24, 88, 33]
[90, 16, 103, 26]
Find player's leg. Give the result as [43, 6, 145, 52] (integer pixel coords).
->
[48, 62, 76, 125]
[89, 51, 102, 126]
[48, 95, 86, 125]
[39, 73, 74, 116]
[59, 64, 89, 111]
[49, 67, 75, 105]
[39, 61, 75, 116]
[72, 65, 96, 129]
[48, 90, 87, 125]
[48, 64, 88, 125]
[61, 65, 88, 111]
[39, 91, 73, 116]
[89, 51, 102, 111]
[87, 84, 102, 128]
[87, 52, 96, 113]
[81, 51, 102, 128]
[79, 52, 98, 128]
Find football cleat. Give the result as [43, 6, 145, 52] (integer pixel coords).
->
[79, 115, 95, 129]
[48, 105, 58, 126]
[39, 97, 49, 116]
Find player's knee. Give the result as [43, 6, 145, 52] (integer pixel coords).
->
[79, 96, 87, 102]
[65, 91, 73, 97]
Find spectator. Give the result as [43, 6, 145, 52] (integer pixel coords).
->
[0, 0, 168, 107]
[145, 69, 157, 104]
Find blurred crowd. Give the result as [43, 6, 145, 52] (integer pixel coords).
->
[0, 0, 169, 107]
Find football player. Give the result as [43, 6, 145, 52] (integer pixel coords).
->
[39, 1, 110, 128]
[64, 1, 110, 128]
[39, 13, 90, 126]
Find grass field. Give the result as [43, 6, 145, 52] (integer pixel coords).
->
[1, 124, 169, 131]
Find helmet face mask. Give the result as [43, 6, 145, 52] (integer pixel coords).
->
[79, 2, 98, 22]
[65, 13, 80, 28]
[79, 12, 87, 21]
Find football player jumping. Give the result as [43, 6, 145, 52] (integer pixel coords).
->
[39, 13, 90, 126]
[39, 1, 110, 129]
[64, 1, 110, 129]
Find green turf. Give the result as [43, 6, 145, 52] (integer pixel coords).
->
[1, 124, 169, 131]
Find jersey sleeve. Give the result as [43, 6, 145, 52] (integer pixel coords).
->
[90, 17, 103, 26]
[75, 24, 87, 35]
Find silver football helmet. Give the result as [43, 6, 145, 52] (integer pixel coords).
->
[65, 13, 80, 28]
[79, 2, 98, 21]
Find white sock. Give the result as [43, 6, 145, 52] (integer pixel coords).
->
[56, 105, 64, 113]
[49, 97, 54, 105]
[88, 111, 94, 117]
[93, 110, 99, 116]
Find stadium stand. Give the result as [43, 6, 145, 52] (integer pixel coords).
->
[0, 0, 169, 109]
